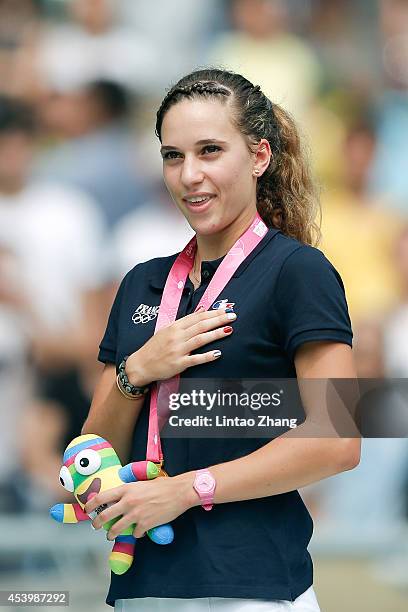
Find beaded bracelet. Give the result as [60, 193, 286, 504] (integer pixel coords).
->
[116, 356, 150, 400]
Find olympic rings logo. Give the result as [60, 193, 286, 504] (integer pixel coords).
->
[132, 304, 160, 325]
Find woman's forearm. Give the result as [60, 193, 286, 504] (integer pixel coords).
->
[81, 366, 145, 464]
[176, 420, 361, 508]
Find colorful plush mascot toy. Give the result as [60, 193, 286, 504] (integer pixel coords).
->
[50, 434, 174, 574]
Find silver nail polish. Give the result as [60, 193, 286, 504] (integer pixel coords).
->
[227, 313, 237, 320]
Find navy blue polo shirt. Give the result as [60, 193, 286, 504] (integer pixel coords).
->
[98, 228, 353, 606]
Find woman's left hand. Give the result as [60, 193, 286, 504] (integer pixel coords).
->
[84, 474, 197, 540]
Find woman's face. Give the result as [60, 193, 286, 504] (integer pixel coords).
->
[160, 98, 259, 237]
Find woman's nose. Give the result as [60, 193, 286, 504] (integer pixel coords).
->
[180, 156, 204, 186]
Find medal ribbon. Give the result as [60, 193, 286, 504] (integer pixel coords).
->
[146, 213, 268, 465]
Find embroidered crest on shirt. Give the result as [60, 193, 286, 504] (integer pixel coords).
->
[212, 299, 235, 313]
[132, 304, 160, 324]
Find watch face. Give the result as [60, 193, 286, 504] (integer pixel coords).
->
[197, 474, 214, 492]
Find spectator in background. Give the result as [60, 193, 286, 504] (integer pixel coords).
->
[320, 119, 404, 325]
[122, 0, 223, 91]
[384, 227, 408, 378]
[303, 307, 408, 550]
[34, 0, 160, 94]
[0, 97, 109, 350]
[208, 0, 322, 124]
[0, 0, 41, 99]
[305, 110, 408, 551]
[307, 1, 379, 95]
[367, 0, 408, 213]
[34, 80, 149, 229]
[0, 243, 32, 511]
[0, 96, 111, 510]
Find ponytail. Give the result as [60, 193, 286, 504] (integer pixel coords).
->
[256, 103, 321, 246]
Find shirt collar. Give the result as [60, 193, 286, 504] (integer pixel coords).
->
[148, 227, 281, 290]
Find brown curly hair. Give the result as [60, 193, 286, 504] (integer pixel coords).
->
[156, 68, 321, 246]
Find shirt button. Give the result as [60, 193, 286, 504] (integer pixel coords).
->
[202, 270, 211, 279]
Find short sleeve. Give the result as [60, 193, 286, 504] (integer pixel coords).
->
[275, 246, 353, 361]
[97, 273, 129, 365]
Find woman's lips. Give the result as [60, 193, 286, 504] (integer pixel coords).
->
[183, 195, 215, 214]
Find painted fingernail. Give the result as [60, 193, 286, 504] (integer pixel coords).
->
[223, 326, 233, 333]
[226, 313, 237, 320]
[213, 350, 222, 358]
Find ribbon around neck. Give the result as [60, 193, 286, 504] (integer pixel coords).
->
[146, 213, 268, 465]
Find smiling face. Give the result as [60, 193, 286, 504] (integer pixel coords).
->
[160, 97, 260, 239]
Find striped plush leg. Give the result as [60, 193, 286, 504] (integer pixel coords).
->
[109, 531, 136, 575]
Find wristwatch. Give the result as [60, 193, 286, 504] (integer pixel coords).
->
[193, 469, 216, 511]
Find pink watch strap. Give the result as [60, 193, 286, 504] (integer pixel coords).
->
[195, 468, 216, 511]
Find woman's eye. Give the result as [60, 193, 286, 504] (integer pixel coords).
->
[162, 145, 221, 160]
[162, 151, 181, 160]
[202, 144, 221, 154]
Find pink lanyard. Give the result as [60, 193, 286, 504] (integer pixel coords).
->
[146, 213, 268, 468]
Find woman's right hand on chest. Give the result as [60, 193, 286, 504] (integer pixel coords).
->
[125, 307, 237, 387]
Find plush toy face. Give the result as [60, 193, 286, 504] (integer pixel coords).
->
[59, 434, 122, 510]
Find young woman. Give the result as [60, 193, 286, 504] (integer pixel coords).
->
[83, 68, 360, 611]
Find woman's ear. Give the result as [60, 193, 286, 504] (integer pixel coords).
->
[253, 138, 271, 177]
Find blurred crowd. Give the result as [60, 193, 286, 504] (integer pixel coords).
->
[0, 0, 408, 585]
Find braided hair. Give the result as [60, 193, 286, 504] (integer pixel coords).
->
[156, 68, 321, 246]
